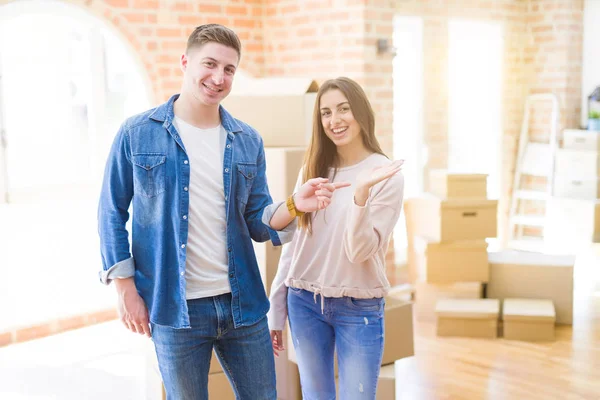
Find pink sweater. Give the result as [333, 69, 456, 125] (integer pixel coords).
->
[267, 153, 405, 331]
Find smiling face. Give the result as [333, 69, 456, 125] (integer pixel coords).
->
[180, 42, 239, 107]
[319, 89, 362, 149]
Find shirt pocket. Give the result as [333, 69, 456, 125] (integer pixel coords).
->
[236, 162, 257, 205]
[132, 153, 167, 198]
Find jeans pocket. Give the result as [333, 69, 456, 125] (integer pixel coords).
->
[132, 153, 167, 198]
[348, 297, 383, 311]
[288, 286, 303, 295]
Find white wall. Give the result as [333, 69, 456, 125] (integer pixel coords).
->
[581, 0, 600, 127]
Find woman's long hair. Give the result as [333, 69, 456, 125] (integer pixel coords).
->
[299, 77, 386, 234]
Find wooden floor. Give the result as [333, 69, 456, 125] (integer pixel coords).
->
[394, 245, 600, 400]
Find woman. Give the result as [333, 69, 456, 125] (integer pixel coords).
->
[267, 77, 404, 399]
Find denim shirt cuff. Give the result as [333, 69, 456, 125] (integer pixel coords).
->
[262, 202, 297, 245]
[99, 257, 135, 285]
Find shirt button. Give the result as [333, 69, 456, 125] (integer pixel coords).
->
[183, 215, 187, 220]
[184, 187, 189, 191]
[181, 244, 186, 249]
[229, 273, 234, 278]
[226, 144, 231, 149]
[180, 271, 184, 276]
[228, 247, 232, 252]
[184, 160, 189, 165]
[225, 168, 229, 173]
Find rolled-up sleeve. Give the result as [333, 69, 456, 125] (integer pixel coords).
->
[97, 123, 135, 285]
[261, 201, 297, 245]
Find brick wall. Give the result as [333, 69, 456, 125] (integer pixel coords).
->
[63, 0, 265, 103]
[263, 0, 396, 154]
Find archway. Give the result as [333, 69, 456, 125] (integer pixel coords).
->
[0, 0, 152, 334]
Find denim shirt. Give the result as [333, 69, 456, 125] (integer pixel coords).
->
[98, 94, 294, 329]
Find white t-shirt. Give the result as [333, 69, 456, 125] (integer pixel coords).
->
[173, 116, 230, 299]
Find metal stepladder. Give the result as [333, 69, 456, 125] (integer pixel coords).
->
[505, 93, 560, 251]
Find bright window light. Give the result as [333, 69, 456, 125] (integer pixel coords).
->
[448, 19, 503, 199]
[393, 16, 424, 265]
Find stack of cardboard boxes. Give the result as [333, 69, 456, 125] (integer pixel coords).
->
[405, 171, 496, 322]
[545, 129, 600, 253]
[405, 169, 576, 341]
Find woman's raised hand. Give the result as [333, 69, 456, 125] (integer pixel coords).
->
[354, 160, 404, 206]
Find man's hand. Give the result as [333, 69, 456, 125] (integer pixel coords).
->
[115, 277, 151, 337]
[270, 330, 285, 357]
[294, 178, 351, 212]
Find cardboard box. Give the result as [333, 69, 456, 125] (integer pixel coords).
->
[208, 372, 235, 399]
[503, 298, 556, 341]
[287, 296, 414, 375]
[382, 296, 415, 366]
[413, 236, 489, 284]
[376, 364, 396, 399]
[545, 197, 600, 253]
[554, 175, 600, 200]
[264, 147, 306, 201]
[222, 78, 318, 147]
[253, 241, 282, 296]
[487, 250, 574, 324]
[407, 195, 497, 242]
[404, 198, 420, 284]
[563, 129, 600, 152]
[429, 170, 488, 199]
[435, 298, 500, 338]
[414, 282, 483, 321]
[335, 363, 396, 400]
[555, 148, 600, 178]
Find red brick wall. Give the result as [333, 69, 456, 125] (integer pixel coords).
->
[262, 0, 396, 154]
[526, 0, 584, 131]
[67, 0, 265, 103]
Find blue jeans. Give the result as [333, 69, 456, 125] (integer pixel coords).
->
[151, 293, 276, 400]
[287, 288, 385, 400]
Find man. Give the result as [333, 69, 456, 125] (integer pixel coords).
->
[98, 24, 347, 399]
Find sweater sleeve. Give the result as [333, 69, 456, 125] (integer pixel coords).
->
[266, 234, 296, 331]
[344, 171, 404, 264]
[267, 168, 303, 331]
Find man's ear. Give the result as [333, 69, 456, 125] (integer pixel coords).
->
[180, 53, 187, 73]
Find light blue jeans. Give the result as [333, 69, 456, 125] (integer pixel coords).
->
[151, 293, 276, 400]
[287, 287, 385, 400]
